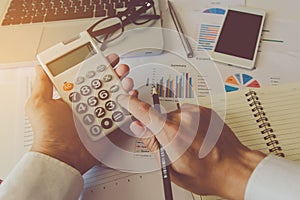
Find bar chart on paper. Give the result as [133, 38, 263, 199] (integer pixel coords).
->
[197, 7, 226, 51]
[147, 71, 194, 98]
[197, 24, 220, 51]
[144, 66, 210, 99]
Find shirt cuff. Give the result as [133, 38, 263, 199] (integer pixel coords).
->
[245, 155, 300, 200]
[0, 152, 83, 200]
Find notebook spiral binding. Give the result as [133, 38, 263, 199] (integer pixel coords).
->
[245, 90, 285, 157]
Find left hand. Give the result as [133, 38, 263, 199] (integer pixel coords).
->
[118, 95, 265, 199]
[26, 54, 134, 174]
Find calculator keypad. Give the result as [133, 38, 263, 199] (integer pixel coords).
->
[75, 76, 85, 85]
[112, 111, 124, 122]
[69, 92, 81, 103]
[80, 85, 92, 96]
[101, 118, 113, 129]
[91, 79, 102, 89]
[67, 65, 129, 141]
[76, 103, 88, 114]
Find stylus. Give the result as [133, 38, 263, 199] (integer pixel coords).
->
[168, 1, 193, 58]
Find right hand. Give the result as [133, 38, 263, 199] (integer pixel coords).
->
[118, 95, 266, 200]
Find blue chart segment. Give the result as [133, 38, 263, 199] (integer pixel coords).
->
[153, 73, 194, 98]
[225, 73, 261, 92]
[203, 8, 226, 15]
[198, 24, 220, 51]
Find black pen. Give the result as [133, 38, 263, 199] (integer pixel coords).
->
[152, 86, 173, 200]
[168, 0, 193, 58]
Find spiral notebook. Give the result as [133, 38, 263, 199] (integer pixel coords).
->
[147, 82, 300, 162]
[193, 83, 300, 200]
[222, 83, 300, 161]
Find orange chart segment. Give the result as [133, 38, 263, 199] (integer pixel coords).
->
[226, 75, 239, 85]
[225, 73, 261, 92]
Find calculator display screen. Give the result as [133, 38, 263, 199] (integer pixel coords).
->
[47, 42, 96, 76]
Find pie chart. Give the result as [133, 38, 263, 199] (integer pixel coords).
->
[203, 8, 226, 15]
[225, 73, 261, 92]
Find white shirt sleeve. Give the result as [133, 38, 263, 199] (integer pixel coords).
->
[245, 155, 300, 200]
[0, 152, 84, 200]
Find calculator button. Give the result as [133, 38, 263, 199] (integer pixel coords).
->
[83, 114, 95, 125]
[91, 79, 102, 90]
[86, 71, 96, 78]
[69, 92, 80, 103]
[80, 85, 92, 96]
[105, 100, 117, 111]
[76, 103, 88, 114]
[112, 111, 124, 122]
[98, 90, 109, 100]
[103, 74, 113, 82]
[87, 96, 99, 107]
[75, 76, 85, 85]
[96, 64, 106, 72]
[101, 118, 113, 129]
[110, 85, 119, 93]
[95, 107, 106, 118]
[63, 82, 74, 91]
[90, 125, 102, 136]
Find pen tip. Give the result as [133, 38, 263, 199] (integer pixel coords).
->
[152, 86, 158, 95]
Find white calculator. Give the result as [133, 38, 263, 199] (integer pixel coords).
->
[37, 31, 130, 141]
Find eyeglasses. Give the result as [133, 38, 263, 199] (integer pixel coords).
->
[87, 0, 161, 51]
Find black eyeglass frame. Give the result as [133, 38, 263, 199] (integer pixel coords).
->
[87, 0, 161, 48]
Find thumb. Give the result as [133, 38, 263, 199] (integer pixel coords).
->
[118, 94, 177, 149]
[130, 121, 147, 137]
[31, 66, 53, 100]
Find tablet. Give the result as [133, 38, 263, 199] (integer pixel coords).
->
[210, 7, 265, 70]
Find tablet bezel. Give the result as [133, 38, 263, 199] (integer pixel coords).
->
[210, 7, 266, 70]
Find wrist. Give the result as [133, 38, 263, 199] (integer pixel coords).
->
[216, 149, 266, 200]
[30, 143, 98, 174]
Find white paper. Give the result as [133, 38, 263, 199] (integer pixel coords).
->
[260, 19, 300, 54]
[0, 66, 35, 179]
[246, 0, 300, 22]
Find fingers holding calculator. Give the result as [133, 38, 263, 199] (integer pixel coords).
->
[36, 31, 134, 144]
[27, 52, 135, 174]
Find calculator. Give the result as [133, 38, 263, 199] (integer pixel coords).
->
[37, 31, 130, 141]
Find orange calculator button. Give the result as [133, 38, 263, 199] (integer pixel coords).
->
[63, 82, 74, 91]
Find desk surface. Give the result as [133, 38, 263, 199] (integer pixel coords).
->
[246, 0, 300, 21]
[0, 1, 299, 200]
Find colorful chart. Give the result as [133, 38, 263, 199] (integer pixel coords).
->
[147, 72, 195, 98]
[225, 73, 261, 92]
[203, 8, 226, 15]
[198, 24, 220, 51]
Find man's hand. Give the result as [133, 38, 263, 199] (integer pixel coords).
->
[118, 95, 266, 200]
[26, 54, 134, 175]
